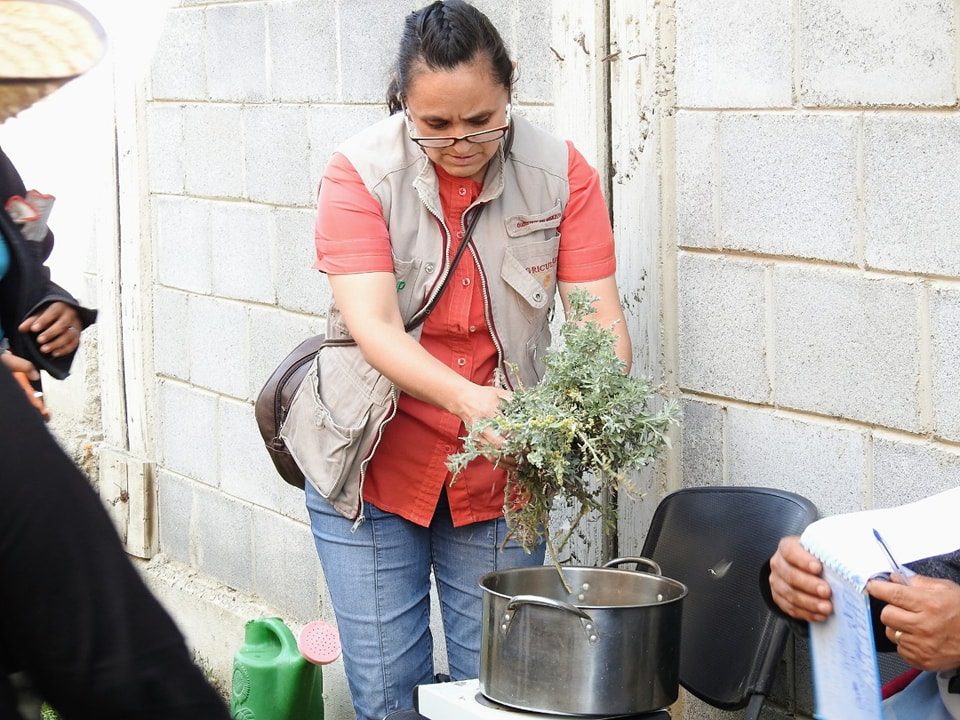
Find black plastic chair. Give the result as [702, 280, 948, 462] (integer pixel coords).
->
[639, 486, 818, 720]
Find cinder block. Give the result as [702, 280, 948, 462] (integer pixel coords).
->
[193, 484, 254, 593]
[208, 201, 275, 303]
[675, 0, 793, 108]
[156, 469, 194, 564]
[251, 509, 322, 620]
[675, 111, 717, 249]
[155, 196, 212, 294]
[146, 104, 184, 194]
[218, 397, 281, 511]
[158, 380, 218, 486]
[243, 106, 313, 207]
[277, 481, 310, 523]
[873, 436, 960, 509]
[512, 3, 553, 103]
[247, 306, 324, 401]
[931, 286, 960, 441]
[677, 252, 769, 402]
[515, 105, 553, 134]
[276, 208, 332, 316]
[800, 0, 956, 107]
[339, 0, 420, 103]
[150, 8, 206, 100]
[154, 287, 191, 380]
[308, 104, 390, 187]
[774, 267, 921, 432]
[204, 3, 268, 102]
[725, 407, 866, 516]
[679, 398, 724, 487]
[864, 116, 960, 276]
[182, 105, 244, 198]
[269, 0, 338, 102]
[187, 296, 250, 399]
[719, 114, 858, 262]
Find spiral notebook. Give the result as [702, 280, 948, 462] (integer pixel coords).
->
[799, 486, 960, 720]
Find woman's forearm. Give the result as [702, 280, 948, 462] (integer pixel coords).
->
[352, 318, 475, 417]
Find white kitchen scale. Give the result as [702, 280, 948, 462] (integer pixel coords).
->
[414, 679, 671, 720]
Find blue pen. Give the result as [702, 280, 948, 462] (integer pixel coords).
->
[872, 528, 916, 583]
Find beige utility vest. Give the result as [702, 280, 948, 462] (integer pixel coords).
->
[282, 112, 571, 521]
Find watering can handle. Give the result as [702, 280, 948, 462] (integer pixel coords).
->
[603, 556, 662, 575]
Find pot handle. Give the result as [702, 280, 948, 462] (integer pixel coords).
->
[603, 556, 662, 575]
[501, 595, 599, 644]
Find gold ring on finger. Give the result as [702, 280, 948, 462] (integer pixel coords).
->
[894, 629, 903, 644]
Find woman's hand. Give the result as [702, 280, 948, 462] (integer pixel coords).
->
[868, 576, 960, 671]
[454, 384, 516, 466]
[768, 536, 833, 622]
[19, 301, 82, 357]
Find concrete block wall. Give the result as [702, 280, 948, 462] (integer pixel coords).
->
[146, 0, 555, 713]
[673, 0, 960, 717]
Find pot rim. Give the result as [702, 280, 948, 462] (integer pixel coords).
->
[478, 565, 689, 610]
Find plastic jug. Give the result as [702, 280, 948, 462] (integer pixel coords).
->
[230, 617, 324, 720]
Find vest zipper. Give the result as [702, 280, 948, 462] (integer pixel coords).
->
[466, 242, 510, 391]
[351, 385, 400, 530]
[349, 179, 452, 529]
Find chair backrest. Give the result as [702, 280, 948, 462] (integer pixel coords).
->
[640, 486, 818, 712]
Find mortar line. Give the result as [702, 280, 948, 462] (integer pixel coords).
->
[864, 430, 875, 510]
[154, 282, 329, 323]
[854, 113, 866, 268]
[678, 246, 960, 286]
[792, 0, 801, 108]
[672, 105, 960, 115]
[680, 389, 960, 450]
[764, 263, 777, 404]
[720, 404, 730, 485]
[710, 112, 721, 246]
[918, 281, 935, 434]
[262, 5, 272, 93]
[955, 0, 960, 103]
[334, 0, 344, 103]
[659, 0, 681, 492]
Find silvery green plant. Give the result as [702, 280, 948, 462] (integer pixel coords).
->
[448, 289, 678, 580]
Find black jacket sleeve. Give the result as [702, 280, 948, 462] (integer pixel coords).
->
[0, 145, 97, 329]
[0, 366, 230, 720]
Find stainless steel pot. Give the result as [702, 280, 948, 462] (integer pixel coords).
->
[479, 557, 686, 717]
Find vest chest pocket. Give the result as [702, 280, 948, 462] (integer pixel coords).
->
[392, 254, 427, 320]
[501, 234, 561, 321]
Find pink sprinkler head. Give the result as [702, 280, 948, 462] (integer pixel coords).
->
[298, 621, 342, 666]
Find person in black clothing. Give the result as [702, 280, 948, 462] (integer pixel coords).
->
[0, 145, 97, 380]
[0, 364, 231, 720]
[0, 2, 229, 718]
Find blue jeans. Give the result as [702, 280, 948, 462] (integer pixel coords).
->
[305, 482, 545, 720]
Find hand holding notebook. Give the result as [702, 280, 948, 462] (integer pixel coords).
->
[799, 487, 960, 720]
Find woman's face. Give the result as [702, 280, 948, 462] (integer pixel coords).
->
[403, 58, 510, 183]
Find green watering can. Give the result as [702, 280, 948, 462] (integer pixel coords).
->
[231, 617, 341, 720]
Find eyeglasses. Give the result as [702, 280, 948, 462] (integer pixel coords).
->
[403, 103, 511, 149]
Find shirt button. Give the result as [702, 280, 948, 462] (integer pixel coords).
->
[457, 357, 467, 367]
[458, 187, 467, 197]
[462, 277, 471, 287]
[425, 263, 435, 273]
[456, 230, 464, 239]
[469, 325, 477, 333]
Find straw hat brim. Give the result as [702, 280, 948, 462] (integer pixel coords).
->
[0, 0, 107, 122]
